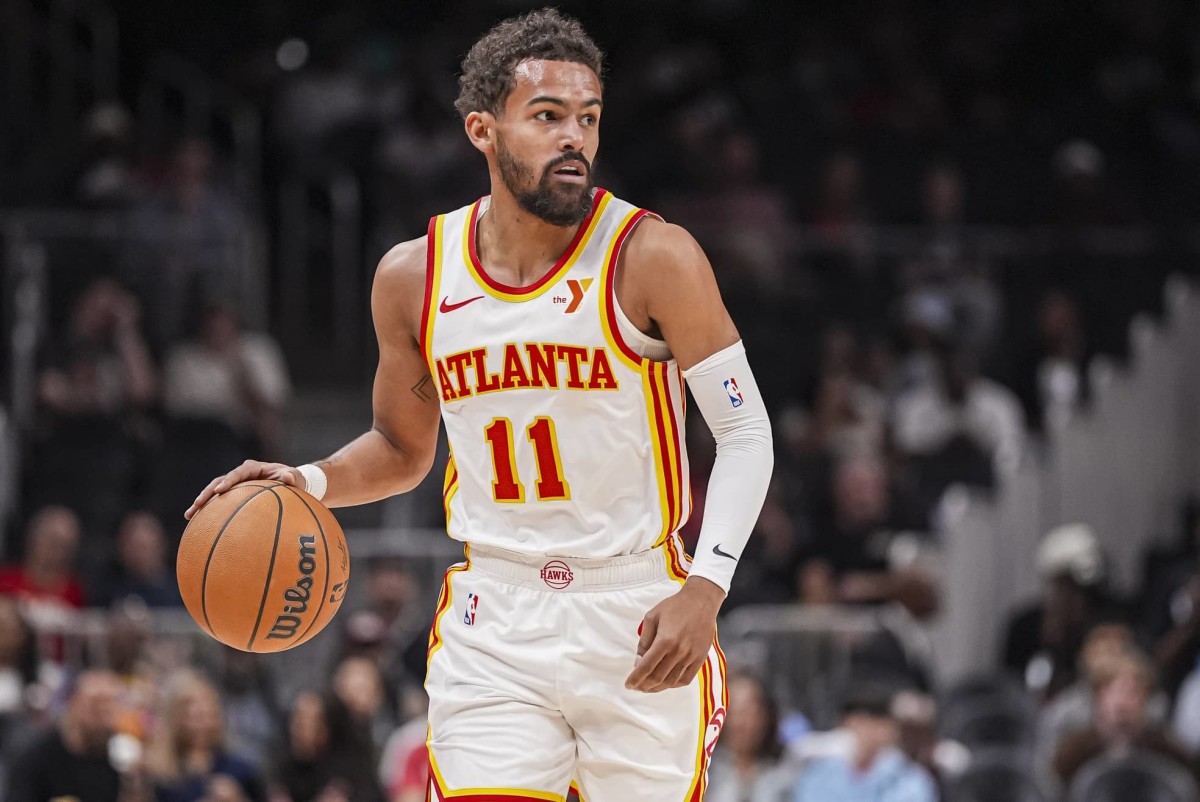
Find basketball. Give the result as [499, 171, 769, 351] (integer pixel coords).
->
[177, 481, 350, 653]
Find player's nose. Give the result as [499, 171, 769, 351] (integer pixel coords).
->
[558, 119, 585, 150]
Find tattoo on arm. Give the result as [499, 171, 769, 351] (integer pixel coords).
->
[411, 374, 436, 402]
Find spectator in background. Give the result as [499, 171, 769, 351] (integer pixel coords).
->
[157, 303, 291, 535]
[100, 512, 183, 609]
[1014, 290, 1090, 435]
[213, 649, 280, 772]
[892, 342, 1025, 484]
[1052, 651, 1195, 787]
[30, 278, 157, 542]
[147, 672, 264, 802]
[0, 599, 46, 775]
[795, 455, 938, 620]
[163, 303, 292, 459]
[6, 670, 132, 802]
[0, 506, 86, 620]
[1003, 523, 1119, 701]
[1145, 515, 1200, 700]
[105, 604, 160, 749]
[127, 138, 244, 341]
[1034, 622, 1169, 793]
[812, 150, 871, 249]
[705, 672, 796, 802]
[71, 102, 139, 210]
[792, 684, 937, 802]
[272, 692, 385, 802]
[331, 656, 395, 756]
[337, 559, 426, 707]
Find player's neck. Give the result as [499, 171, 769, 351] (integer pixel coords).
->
[478, 190, 583, 287]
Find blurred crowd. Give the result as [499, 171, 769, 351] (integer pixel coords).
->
[3, 0, 1200, 800]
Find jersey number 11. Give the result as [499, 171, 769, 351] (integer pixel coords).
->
[483, 416, 570, 502]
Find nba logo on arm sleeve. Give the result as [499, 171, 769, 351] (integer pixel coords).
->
[723, 378, 744, 408]
[463, 592, 479, 626]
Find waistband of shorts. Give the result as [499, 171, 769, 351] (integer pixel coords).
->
[465, 542, 686, 591]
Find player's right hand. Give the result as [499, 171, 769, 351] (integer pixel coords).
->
[184, 460, 303, 520]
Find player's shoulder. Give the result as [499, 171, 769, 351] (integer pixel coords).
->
[372, 236, 428, 333]
[621, 214, 711, 288]
[375, 236, 428, 289]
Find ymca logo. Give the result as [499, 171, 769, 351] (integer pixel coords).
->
[540, 560, 574, 589]
[723, 378, 744, 408]
[704, 706, 727, 758]
[552, 278, 593, 314]
[463, 592, 479, 626]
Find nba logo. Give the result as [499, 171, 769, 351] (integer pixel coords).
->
[463, 593, 479, 626]
[723, 378, 744, 408]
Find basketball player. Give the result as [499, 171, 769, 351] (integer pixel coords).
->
[187, 9, 773, 800]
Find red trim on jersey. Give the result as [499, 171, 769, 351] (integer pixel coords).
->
[466, 189, 608, 296]
[660, 361, 685, 532]
[419, 215, 439, 365]
[426, 764, 564, 802]
[602, 209, 651, 365]
[648, 366, 676, 533]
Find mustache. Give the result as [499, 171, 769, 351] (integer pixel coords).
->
[543, 152, 592, 175]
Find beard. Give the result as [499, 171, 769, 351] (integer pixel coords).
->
[496, 137, 594, 227]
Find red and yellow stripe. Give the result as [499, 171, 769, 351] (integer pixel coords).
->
[425, 550, 469, 665]
[420, 214, 446, 372]
[644, 361, 687, 548]
[463, 190, 611, 302]
[598, 208, 652, 371]
[442, 452, 459, 527]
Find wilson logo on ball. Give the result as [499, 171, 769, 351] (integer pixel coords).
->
[267, 534, 318, 640]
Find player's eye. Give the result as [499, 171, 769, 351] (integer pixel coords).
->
[581, 114, 597, 126]
[534, 110, 556, 122]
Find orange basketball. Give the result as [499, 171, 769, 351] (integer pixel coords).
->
[177, 480, 350, 652]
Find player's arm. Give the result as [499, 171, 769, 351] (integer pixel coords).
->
[186, 239, 441, 518]
[620, 219, 774, 692]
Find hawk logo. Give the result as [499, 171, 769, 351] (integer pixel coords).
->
[704, 706, 727, 758]
[463, 592, 479, 626]
[723, 378, 744, 408]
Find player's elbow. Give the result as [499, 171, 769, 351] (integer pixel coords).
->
[373, 425, 437, 493]
[713, 410, 773, 461]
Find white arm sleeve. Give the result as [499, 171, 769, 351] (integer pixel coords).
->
[682, 340, 773, 592]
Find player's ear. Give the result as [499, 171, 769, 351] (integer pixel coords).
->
[464, 111, 495, 155]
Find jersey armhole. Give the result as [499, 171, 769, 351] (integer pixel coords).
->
[419, 215, 444, 370]
[601, 209, 669, 368]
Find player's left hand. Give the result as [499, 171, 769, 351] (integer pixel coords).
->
[625, 576, 725, 693]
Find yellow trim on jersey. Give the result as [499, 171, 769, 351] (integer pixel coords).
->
[442, 452, 459, 527]
[425, 734, 568, 802]
[461, 192, 612, 303]
[597, 208, 648, 372]
[657, 363, 685, 534]
[426, 555, 470, 665]
[642, 364, 674, 548]
[423, 215, 446, 371]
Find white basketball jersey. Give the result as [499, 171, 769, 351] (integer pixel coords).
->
[420, 189, 690, 560]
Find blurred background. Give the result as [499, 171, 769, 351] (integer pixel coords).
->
[2, 0, 1200, 800]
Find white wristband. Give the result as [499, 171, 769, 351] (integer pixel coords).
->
[296, 464, 328, 501]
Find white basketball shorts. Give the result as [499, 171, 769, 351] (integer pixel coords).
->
[424, 536, 728, 802]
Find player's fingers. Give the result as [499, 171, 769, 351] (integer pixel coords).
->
[635, 615, 658, 658]
[185, 475, 230, 519]
[625, 639, 670, 691]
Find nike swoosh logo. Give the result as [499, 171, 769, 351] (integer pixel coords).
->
[712, 544, 737, 561]
[439, 295, 484, 313]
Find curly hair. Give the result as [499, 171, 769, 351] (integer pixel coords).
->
[455, 8, 604, 119]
